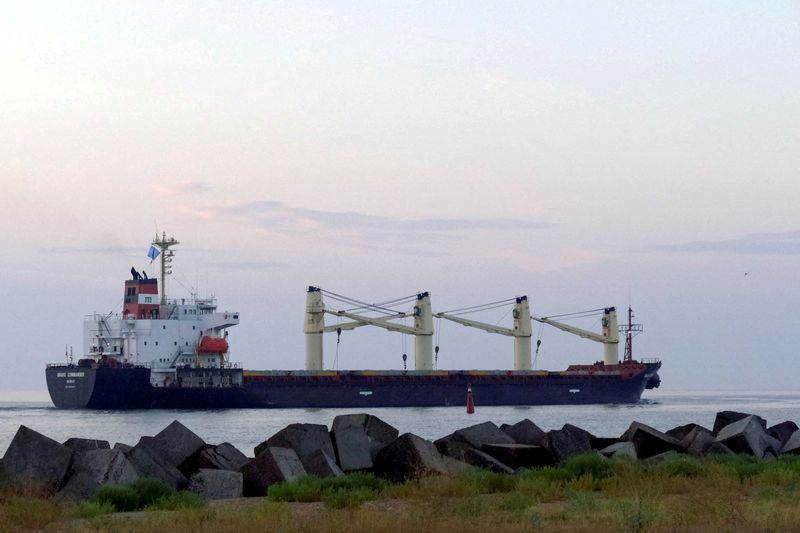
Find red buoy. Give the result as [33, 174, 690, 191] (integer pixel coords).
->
[466, 385, 475, 414]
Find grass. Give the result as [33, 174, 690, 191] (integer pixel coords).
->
[268, 472, 386, 508]
[4, 456, 800, 531]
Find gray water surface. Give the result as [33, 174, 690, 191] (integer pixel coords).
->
[2, 391, 798, 455]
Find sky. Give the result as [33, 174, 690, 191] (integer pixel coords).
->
[1, 1, 799, 398]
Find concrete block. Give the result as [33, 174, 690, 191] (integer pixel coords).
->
[331, 426, 373, 471]
[713, 411, 767, 436]
[374, 433, 449, 482]
[451, 421, 514, 449]
[74, 449, 138, 486]
[768, 421, 799, 447]
[114, 443, 133, 454]
[716, 415, 780, 458]
[590, 437, 623, 450]
[139, 420, 206, 468]
[462, 448, 514, 474]
[180, 443, 250, 477]
[56, 472, 99, 503]
[684, 428, 718, 457]
[481, 443, 554, 469]
[2, 425, 73, 494]
[600, 442, 637, 459]
[666, 423, 711, 443]
[189, 469, 243, 500]
[127, 445, 188, 490]
[781, 430, 800, 454]
[545, 427, 592, 463]
[258, 423, 335, 461]
[63, 438, 110, 454]
[500, 419, 546, 446]
[301, 449, 344, 478]
[620, 422, 682, 459]
[643, 450, 679, 464]
[330, 414, 399, 472]
[241, 446, 306, 496]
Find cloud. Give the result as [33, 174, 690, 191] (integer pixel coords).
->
[44, 245, 141, 255]
[154, 181, 212, 196]
[205, 260, 284, 270]
[177, 200, 552, 256]
[655, 230, 800, 255]
[194, 200, 549, 235]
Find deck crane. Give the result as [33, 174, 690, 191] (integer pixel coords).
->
[531, 307, 620, 366]
[304, 287, 434, 371]
[434, 296, 533, 370]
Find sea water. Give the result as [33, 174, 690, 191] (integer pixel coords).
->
[2, 390, 799, 455]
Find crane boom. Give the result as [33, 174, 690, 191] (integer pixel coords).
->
[532, 307, 620, 366]
[324, 310, 427, 335]
[322, 313, 407, 333]
[434, 313, 515, 336]
[530, 316, 606, 343]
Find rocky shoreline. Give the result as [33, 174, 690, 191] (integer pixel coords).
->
[1, 410, 797, 502]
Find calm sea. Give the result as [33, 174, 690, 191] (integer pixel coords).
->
[2, 391, 799, 456]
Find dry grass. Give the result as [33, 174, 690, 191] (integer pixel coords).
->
[5, 454, 800, 532]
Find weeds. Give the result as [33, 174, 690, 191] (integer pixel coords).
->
[268, 473, 385, 509]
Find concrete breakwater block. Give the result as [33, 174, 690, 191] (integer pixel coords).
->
[189, 469, 243, 500]
[58, 448, 138, 501]
[127, 444, 188, 490]
[257, 423, 335, 462]
[545, 425, 594, 463]
[63, 438, 110, 453]
[768, 421, 799, 447]
[500, 419, 547, 446]
[374, 433, 449, 482]
[780, 430, 800, 454]
[180, 443, 250, 477]
[600, 442, 638, 459]
[140, 420, 206, 468]
[713, 411, 767, 436]
[482, 443, 553, 469]
[620, 422, 682, 459]
[683, 428, 733, 457]
[241, 446, 306, 496]
[666, 423, 710, 443]
[716, 415, 780, 459]
[590, 437, 623, 451]
[302, 449, 344, 478]
[451, 421, 514, 449]
[330, 414, 399, 472]
[3, 425, 73, 494]
[114, 443, 133, 453]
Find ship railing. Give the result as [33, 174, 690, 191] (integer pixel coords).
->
[640, 357, 661, 364]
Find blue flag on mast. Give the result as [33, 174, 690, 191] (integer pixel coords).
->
[147, 245, 160, 262]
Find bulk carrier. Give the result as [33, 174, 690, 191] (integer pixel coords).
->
[46, 234, 661, 409]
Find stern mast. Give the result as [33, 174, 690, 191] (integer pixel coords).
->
[152, 232, 179, 305]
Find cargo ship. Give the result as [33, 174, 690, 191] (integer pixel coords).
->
[46, 234, 661, 409]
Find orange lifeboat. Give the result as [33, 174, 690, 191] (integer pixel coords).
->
[197, 336, 229, 353]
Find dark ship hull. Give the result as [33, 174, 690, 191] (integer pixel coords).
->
[46, 360, 661, 409]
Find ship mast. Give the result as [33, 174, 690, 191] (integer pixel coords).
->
[152, 232, 179, 305]
[620, 306, 643, 363]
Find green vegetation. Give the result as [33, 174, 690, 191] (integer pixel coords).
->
[4, 456, 800, 531]
[92, 477, 205, 514]
[268, 472, 385, 508]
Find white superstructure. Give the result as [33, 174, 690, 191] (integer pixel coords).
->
[82, 234, 240, 386]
